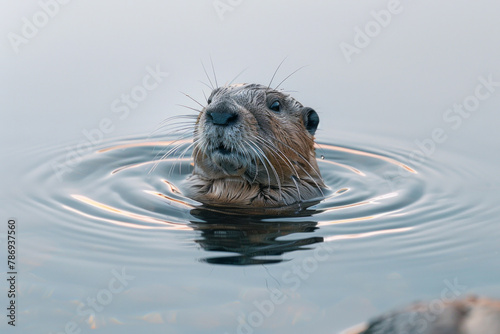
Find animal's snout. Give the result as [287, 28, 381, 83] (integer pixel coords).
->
[206, 103, 239, 126]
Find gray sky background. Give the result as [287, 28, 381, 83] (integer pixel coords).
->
[1, 1, 499, 160]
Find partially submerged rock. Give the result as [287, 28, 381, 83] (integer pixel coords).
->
[342, 296, 500, 334]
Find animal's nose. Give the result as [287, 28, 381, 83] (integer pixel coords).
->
[206, 105, 238, 126]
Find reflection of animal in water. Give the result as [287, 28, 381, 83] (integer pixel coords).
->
[189, 208, 323, 265]
[342, 296, 500, 334]
[183, 83, 326, 210]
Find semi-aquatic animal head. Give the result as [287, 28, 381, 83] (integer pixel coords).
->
[193, 83, 320, 181]
[186, 83, 325, 208]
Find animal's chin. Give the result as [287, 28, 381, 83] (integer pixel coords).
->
[214, 144, 233, 155]
[208, 148, 247, 176]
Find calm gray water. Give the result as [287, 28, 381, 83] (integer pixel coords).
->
[2, 1, 500, 334]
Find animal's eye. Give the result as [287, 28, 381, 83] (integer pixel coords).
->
[207, 97, 212, 105]
[269, 100, 280, 112]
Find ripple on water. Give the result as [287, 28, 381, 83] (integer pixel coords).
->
[22, 134, 489, 266]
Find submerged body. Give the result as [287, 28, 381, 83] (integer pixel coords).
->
[184, 83, 325, 209]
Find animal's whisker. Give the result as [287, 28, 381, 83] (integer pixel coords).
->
[268, 57, 287, 88]
[150, 124, 196, 138]
[290, 175, 302, 201]
[149, 122, 195, 158]
[244, 140, 271, 188]
[151, 139, 191, 170]
[153, 119, 197, 131]
[201, 61, 214, 89]
[210, 56, 218, 88]
[199, 80, 214, 91]
[247, 139, 282, 197]
[150, 115, 197, 136]
[295, 163, 325, 197]
[255, 136, 300, 178]
[251, 137, 286, 179]
[267, 136, 324, 184]
[239, 141, 258, 183]
[171, 141, 196, 176]
[275, 65, 307, 90]
[180, 92, 205, 109]
[176, 104, 202, 113]
[255, 136, 302, 200]
[149, 134, 194, 174]
[252, 134, 324, 197]
[229, 67, 249, 86]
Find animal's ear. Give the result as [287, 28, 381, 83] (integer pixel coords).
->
[302, 107, 319, 135]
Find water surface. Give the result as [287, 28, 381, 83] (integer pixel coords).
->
[2, 2, 500, 334]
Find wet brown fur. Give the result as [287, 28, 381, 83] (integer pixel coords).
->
[184, 83, 325, 208]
